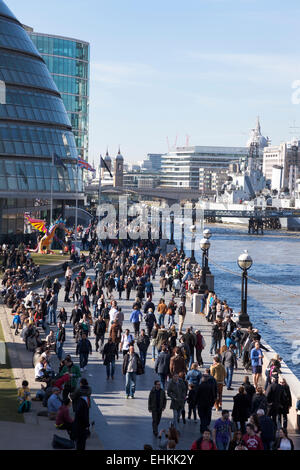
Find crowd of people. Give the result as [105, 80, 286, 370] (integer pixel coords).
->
[1, 218, 298, 451]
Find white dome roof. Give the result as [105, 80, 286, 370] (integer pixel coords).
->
[246, 117, 268, 149]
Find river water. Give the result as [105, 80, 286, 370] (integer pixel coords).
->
[173, 224, 300, 380]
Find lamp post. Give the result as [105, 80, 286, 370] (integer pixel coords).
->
[169, 211, 175, 244]
[199, 228, 212, 293]
[190, 224, 196, 264]
[180, 221, 185, 255]
[237, 250, 253, 327]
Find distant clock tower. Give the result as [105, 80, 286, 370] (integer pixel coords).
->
[113, 147, 124, 187]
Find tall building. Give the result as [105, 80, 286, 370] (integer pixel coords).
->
[160, 146, 248, 189]
[263, 139, 300, 189]
[25, 26, 89, 162]
[113, 148, 124, 188]
[0, 0, 82, 236]
[141, 153, 163, 172]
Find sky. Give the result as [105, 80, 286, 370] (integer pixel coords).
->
[8, 0, 300, 163]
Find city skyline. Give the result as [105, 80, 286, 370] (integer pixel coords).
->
[10, 0, 300, 162]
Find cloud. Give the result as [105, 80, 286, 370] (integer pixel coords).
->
[90, 61, 157, 87]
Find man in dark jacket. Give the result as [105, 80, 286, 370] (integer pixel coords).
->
[144, 309, 157, 337]
[196, 375, 217, 434]
[257, 409, 276, 450]
[136, 329, 150, 368]
[222, 344, 238, 390]
[56, 322, 65, 361]
[154, 345, 170, 390]
[76, 333, 92, 371]
[266, 376, 283, 425]
[70, 304, 82, 338]
[72, 394, 90, 450]
[64, 276, 72, 302]
[102, 337, 119, 380]
[93, 315, 106, 352]
[148, 380, 167, 436]
[143, 296, 155, 314]
[210, 320, 223, 355]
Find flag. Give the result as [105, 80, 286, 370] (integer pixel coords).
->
[24, 215, 48, 234]
[78, 157, 96, 173]
[53, 152, 67, 170]
[100, 155, 113, 178]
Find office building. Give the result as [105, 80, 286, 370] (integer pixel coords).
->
[263, 139, 300, 189]
[160, 145, 248, 189]
[25, 26, 89, 162]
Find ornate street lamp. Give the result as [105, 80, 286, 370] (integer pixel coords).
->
[190, 224, 196, 263]
[180, 221, 185, 255]
[199, 234, 211, 293]
[237, 250, 253, 327]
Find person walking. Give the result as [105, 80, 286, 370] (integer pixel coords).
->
[157, 298, 167, 327]
[170, 347, 187, 377]
[102, 337, 119, 380]
[256, 409, 276, 450]
[120, 329, 135, 357]
[64, 276, 72, 303]
[195, 330, 205, 367]
[154, 345, 170, 390]
[93, 315, 106, 352]
[210, 320, 222, 355]
[167, 373, 187, 430]
[76, 332, 92, 372]
[70, 304, 82, 338]
[250, 341, 264, 389]
[266, 376, 283, 426]
[136, 329, 150, 369]
[278, 378, 292, 430]
[109, 319, 122, 348]
[210, 356, 226, 411]
[55, 322, 65, 361]
[212, 410, 233, 450]
[178, 301, 186, 335]
[72, 391, 90, 451]
[122, 345, 144, 399]
[196, 375, 216, 434]
[129, 306, 142, 338]
[148, 380, 167, 436]
[48, 291, 58, 325]
[222, 344, 238, 390]
[144, 308, 157, 337]
[232, 386, 250, 435]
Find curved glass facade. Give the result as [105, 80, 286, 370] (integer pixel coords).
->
[0, 0, 82, 235]
[28, 31, 89, 162]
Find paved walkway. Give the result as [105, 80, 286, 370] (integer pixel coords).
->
[34, 268, 266, 450]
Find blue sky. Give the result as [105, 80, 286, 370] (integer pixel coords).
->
[9, 0, 300, 162]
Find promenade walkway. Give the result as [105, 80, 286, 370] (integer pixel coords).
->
[35, 268, 257, 450]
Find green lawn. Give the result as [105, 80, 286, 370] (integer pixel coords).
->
[30, 251, 69, 266]
[0, 322, 24, 423]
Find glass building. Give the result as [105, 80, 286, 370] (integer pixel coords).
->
[0, 0, 83, 237]
[26, 27, 89, 162]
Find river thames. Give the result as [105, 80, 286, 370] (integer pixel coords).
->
[173, 225, 300, 380]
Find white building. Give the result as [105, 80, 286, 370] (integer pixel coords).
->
[160, 145, 248, 189]
[263, 139, 300, 189]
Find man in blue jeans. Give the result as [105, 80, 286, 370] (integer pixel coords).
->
[76, 333, 92, 371]
[222, 344, 238, 390]
[122, 345, 143, 398]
